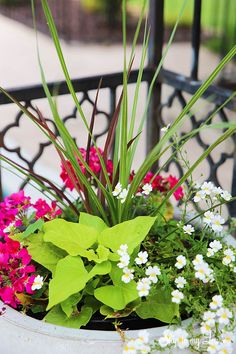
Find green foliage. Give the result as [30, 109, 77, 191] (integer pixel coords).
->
[94, 281, 138, 310]
[47, 255, 89, 310]
[44, 305, 93, 329]
[136, 287, 179, 323]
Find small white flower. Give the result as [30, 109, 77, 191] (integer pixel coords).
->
[194, 261, 214, 283]
[207, 338, 220, 353]
[221, 331, 235, 344]
[193, 254, 204, 266]
[202, 311, 216, 327]
[211, 214, 225, 233]
[137, 278, 151, 297]
[142, 184, 152, 196]
[135, 251, 148, 265]
[117, 244, 128, 256]
[119, 188, 128, 204]
[209, 240, 222, 253]
[200, 322, 212, 335]
[220, 190, 232, 201]
[222, 248, 235, 265]
[218, 342, 233, 354]
[203, 211, 215, 225]
[112, 182, 122, 197]
[175, 255, 187, 269]
[3, 222, 15, 233]
[183, 224, 195, 235]
[201, 181, 215, 195]
[145, 265, 161, 283]
[137, 330, 149, 344]
[121, 268, 134, 283]
[138, 344, 150, 354]
[209, 295, 223, 310]
[193, 190, 206, 202]
[32, 275, 44, 291]
[233, 266, 236, 273]
[173, 329, 189, 349]
[175, 276, 187, 289]
[207, 248, 215, 257]
[171, 289, 184, 304]
[216, 307, 233, 325]
[158, 329, 174, 348]
[161, 123, 171, 133]
[123, 339, 137, 354]
[118, 254, 130, 269]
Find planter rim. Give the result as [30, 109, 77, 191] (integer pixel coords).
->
[0, 300, 192, 341]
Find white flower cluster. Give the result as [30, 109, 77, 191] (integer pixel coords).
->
[123, 330, 150, 354]
[222, 248, 235, 266]
[203, 211, 225, 233]
[136, 264, 161, 298]
[193, 181, 231, 203]
[183, 224, 195, 235]
[172, 255, 188, 304]
[193, 254, 214, 283]
[207, 240, 222, 257]
[117, 244, 134, 283]
[112, 182, 128, 203]
[200, 295, 235, 354]
[158, 328, 189, 349]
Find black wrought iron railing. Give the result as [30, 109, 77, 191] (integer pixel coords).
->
[0, 0, 235, 215]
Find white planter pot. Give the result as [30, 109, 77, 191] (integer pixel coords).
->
[0, 302, 190, 354]
[1, 236, 235, 354]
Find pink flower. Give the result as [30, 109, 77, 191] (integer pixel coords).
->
[33, 199, 61, 220]
[60, 147, 113, 191]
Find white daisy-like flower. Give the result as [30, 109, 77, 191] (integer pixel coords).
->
[211, 214, 225, 233]
[135, 251, 148, 265]
[145, 265, 161, 283]
[119, 188, 128, 204]
[183, 224, 195, 235]
[175, 255, 187, 269]
[137, 330, 149, 344]
[209, 240, 222, 253]
[123, 339, 137, 354]
[201, 181, 215, 195]
[216, 307, 233, 325]
[32, 275, 44, 291]
[142, 183, 152, 196]
[207, 248, 215, 257]
[221, 331, 235, 344]
[209, 295, 223, 310]
[222, 248, 235, 265]
[117, 244, 128, 256]
[194, 261, 214, 283]
[112, 182, 122, 197]
[171, 289, 184, 304]
[207, 338, 220, 353]
[193, 190, 206, 202]
[217, 342, 233, 354]
[203, 211, 215, 225]
[118, 254, 130, 269]
[220, 190, 232, 201]
[175, 276, 187, 289]
[213, 186, 223, 195]
[158, 329, 174, 348]
[173, 329, 189, 349]
[161, 123, 171, 133]
[193, 254, 204, 267]
[200, 322, 212, 335]
[202, 311, 216, 327]
[121, 268, 134, 283]
[137, 278, 151, 297]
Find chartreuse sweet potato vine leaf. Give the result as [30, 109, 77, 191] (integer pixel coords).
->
[136, 287, 179, 323]
[26, 233, 66, 276]
[43, 219, 99, 256]
[61, 293, 82, 317]
[47, 255, 89, 310]
[98, 216, 156, 254]
[44, 304, 93, 329]
[79, 212, 108, 232]
[94, 281, 139, 310]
